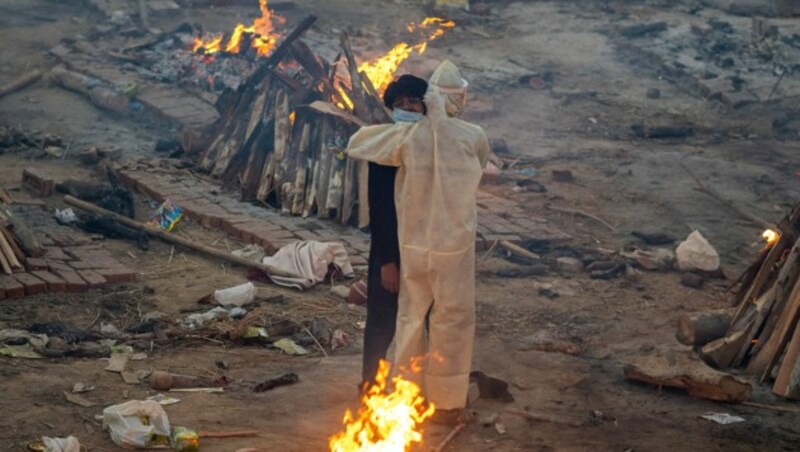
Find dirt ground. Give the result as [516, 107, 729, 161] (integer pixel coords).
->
[1, 0, 799, 451]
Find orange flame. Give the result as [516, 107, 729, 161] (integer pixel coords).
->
[358, 18, 455, 94]
[762, 229, 779, 246]
[335, 17, 455, 110]
[193, 0, 284, 56]
[329, 360, 434, 451]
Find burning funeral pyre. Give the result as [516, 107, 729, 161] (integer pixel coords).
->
[181, 5, 454, 226]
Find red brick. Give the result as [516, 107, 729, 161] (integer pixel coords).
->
[25, 257, 48, 271]
[12, 273, 47, 296]
[221, 216, 249, 236]
[68, 261, 93, 270]
[96, 267, 137, 284]
[22, 167, 55, 197]
[43, 247, 71, 261]
[49, 234, 76, 247]
[116, 170, 137, 191]
[31, 271, 66, 293]
[0, 276, 24, 299]
[47, 261, 73, 273]
[77, 270, 107, 288]
[53, 270, 88, 293]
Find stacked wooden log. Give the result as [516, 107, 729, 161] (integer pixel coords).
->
[0, 190, 44, 275]
[676, 202, 800, 399]
[194, 15, 391, 226]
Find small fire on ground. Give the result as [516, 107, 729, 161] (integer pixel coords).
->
[329, 360, 434, 452]
[762, 229, 779, 246]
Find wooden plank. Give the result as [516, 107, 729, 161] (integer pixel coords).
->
[772, 287, 800, 398]
[747, 247, 800, 376]
[340, 154, 357, 224]
[224, 77, 274, 183]
[357, 160, 369, 228]
[291, 122, 311, 215]
[0, 226, 24, 263]
[625, 352, 752, 403]
[0, 230, 22, 270]
[756, 277, 800, 381]
[315, 118, 332, 218]
[274, 90, 292, 207]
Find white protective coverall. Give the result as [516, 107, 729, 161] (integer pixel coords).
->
[346, 60, 490, 409]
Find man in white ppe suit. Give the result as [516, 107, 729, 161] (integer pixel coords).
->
[346, 60, 490, 423]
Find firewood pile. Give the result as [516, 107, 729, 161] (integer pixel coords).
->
[0, 191, 44, 276]
[193, 14, 392, 226]
[677, 202, 800, 399]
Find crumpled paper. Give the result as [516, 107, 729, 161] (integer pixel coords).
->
[700, 412, 745, 425]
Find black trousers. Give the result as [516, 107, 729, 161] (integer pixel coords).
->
[361, 244, 399, 386]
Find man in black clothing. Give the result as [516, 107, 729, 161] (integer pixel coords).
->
[361, 74, 428, 389]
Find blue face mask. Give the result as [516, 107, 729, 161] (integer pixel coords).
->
[393, 108, 424, 123]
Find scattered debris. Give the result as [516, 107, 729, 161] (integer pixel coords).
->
[631, 124, 694, 139]
[551, 169, 574, 183]
[620, 22, 668, 39]
[515, 330, 582, 356]
[700, 412, 745, 425]
[676, 309, 735, 347]
[555, 256, 583, 273]
[72, 383, 94, 393]
[41, 436, 80, 452]
[231, 244, 267, 263]
[272, 337, 309, 355]
[470, 371, 515, 403]
[621, 248, 674, 271]
[681, 273, 706, 289]
[347, 280, 368, 305]
[147, 394, 181, 406]
[105, 353, 130, 373]
[0, 344, 43, 359]
[103, 400, 171, 448]
[632, 230, 676, 246]
[64, 391, 95, 408]
[676, 231, 720, 272]
[252, 373, 300, 392]
[148, 370, 202, 391]
[214, 282, 257, 308]
[331, 329, 349, 350]
[624, 351, 752, 403]
[503, 408, 582, 427]
[330, 285, 351, 300]
[0, 69, 43, 100]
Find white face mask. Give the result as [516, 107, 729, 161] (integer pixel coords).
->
[393, 108, 424, 123]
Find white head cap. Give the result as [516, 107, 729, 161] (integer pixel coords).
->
[428, 60, 469, 117]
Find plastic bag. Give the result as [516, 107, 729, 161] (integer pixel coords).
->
[676, 230, 719, 272]
[102, 400, 171, 448]
[183, 307, 245, 329]
[273, 338, 309, 355]
[54, 208, 78, 225]
[148, 199, 183, 232]
[214, 282, 256, 308]
[42, 436, 80, 452]
[231, 244, 267, 263]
